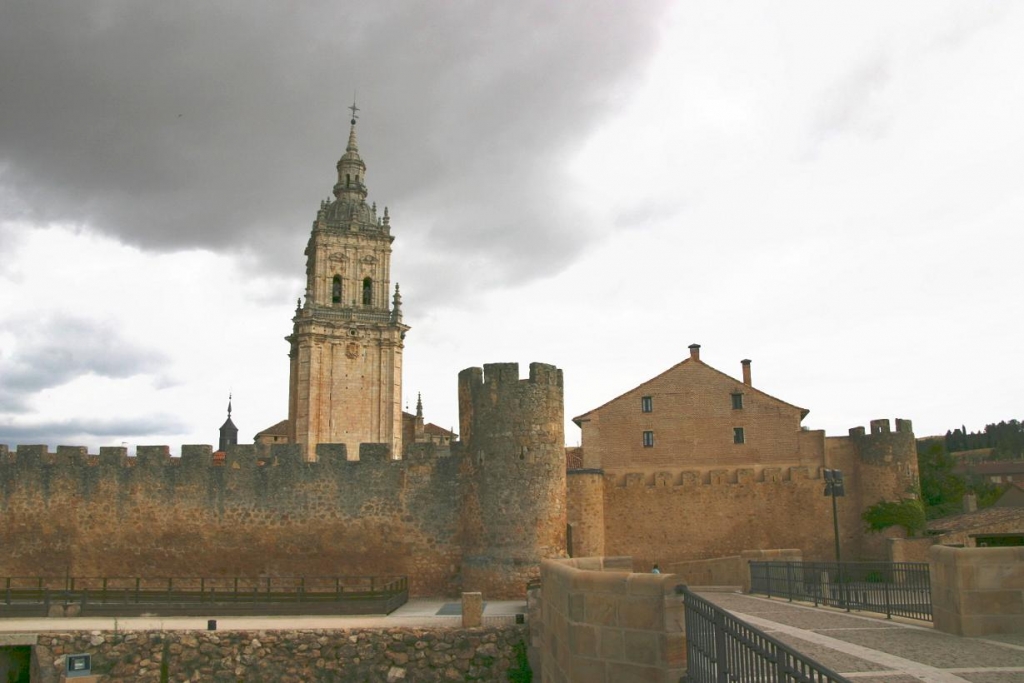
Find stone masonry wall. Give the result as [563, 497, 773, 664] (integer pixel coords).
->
[538, 556, 685, 683]
[601, 466, 876, 568]
[566, 470, 604, 559]
[0, 443, 461, 597]
[31, 626, 530, 682]
[458, 362, 567, 598]
[586, 419, 919, 568]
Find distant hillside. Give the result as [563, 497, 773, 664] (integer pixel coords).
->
[943, 419, 1024, 461]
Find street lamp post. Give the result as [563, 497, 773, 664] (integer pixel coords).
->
[823, 468, 848, 609]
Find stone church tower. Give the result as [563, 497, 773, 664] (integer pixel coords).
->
[286, 107, 409, 460]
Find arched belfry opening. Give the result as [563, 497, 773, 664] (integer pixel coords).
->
[363, 277, 373, 306]
[332, 275, 342, 304]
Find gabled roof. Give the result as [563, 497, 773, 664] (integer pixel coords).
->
[572, 356, 809, 426]
[255, 419, 289, 438]
[423, 423, 455, 437]
[927, 505, 1024, 534]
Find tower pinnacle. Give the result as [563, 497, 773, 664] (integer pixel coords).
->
[334, 100, 367, 200]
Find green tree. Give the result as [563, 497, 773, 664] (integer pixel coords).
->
[862, 498, 927, 536]
[917, 440, 965, 519]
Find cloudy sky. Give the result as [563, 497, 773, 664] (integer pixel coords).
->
[1, 1, 1021, 451]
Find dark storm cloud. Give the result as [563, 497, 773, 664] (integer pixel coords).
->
[0, 316, 167, 412]
[0, 1, 671, 302]
[0, 415, 187, 448]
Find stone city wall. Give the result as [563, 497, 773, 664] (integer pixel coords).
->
[600, 466, 874, 568]
[576, 419, 919, 568]
[31, 626, 530, 682]
[0, 443, 462, 597]
[0, 361, 566, 601]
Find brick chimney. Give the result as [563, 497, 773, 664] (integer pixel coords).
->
[688, 344, 701, 361]
[741, 359, 752, 386]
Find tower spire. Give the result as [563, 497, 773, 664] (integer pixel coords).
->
[334, 98, 368, 200]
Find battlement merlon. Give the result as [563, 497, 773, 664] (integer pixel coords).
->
[846, 418, 918, 468]
[848, 418, 914, 438]
[458, 362, 563, 390]
[0, 441, 453, 470]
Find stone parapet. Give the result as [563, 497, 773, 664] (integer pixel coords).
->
[538, 556, 684, 683]
[930, 545, 1024, 636]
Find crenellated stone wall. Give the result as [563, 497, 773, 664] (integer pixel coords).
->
[0, 442, 463, 597]
[580, 419, 920, 568]
[0, 362, 566, 600]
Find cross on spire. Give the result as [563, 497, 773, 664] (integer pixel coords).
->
[348, 99, 360, 126]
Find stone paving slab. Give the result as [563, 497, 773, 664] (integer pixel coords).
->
[701, 591, 1024, 683]
[0, 598, 528, 633]
[754, 630, 890, 673]
[828, 627, 1024, 669]
[958, 672, 1024, 683]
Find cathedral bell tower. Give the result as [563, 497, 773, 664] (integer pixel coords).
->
[286, 104, 409, 460]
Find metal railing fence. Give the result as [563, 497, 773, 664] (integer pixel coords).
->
[0, 575, 408, 617]
[748, 561, 932, 622]
[680, 586, 850, 683]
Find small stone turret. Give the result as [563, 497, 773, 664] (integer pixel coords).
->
[457, 362, 566, 597]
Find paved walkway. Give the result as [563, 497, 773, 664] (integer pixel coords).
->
[0, 598, 528, 634]
[701, 591, 1024, 683]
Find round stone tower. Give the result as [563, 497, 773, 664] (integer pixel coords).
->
[457, 362, 566, 598]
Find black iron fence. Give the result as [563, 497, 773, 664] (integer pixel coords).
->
[0, 575, 408, 617]
[680, 586, 850, 683]
[748, 561, 932, 622]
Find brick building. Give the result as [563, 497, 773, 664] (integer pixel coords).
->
[566, 343, 919, 566]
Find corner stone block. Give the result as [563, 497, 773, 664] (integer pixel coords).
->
[663, 632, 687, 668]
[622, 630, 661, 665]
[572, 569, 628, 597]
[602, 557, 634, 572]
[568, 623, 598, 658]
[597, 627, 625, 660]
[619, 596, 662, 630]
[461, 592, 483, 627]
[583, 593, 620, 627]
